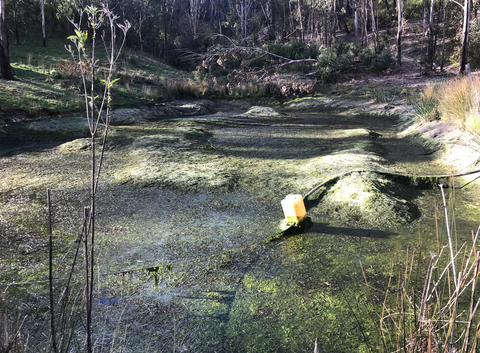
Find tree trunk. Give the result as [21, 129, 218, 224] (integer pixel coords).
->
[332, 0, 337, 40]
[384, 0, 392, 21]
[363, 0, 368, 46]
[369, 0, 379, 50]
[297, 0, 304, 42]
[0, 0, 14, 80]
[289, 0, 294, 35]
[397, 0, 403, 65]
[261, 0, 273, 39]
[41, 0, 46, 47]
[163, 0, 168, 62]
[440, 0, 446, 71]
[427, 0, 435, 68]
[13, 0, 19, 45]
[138, 11, 143, 52]
[338, 14, 350, 33]
[460, 0, 471, 74]
[324, 11, 329, 45]
[354, 6, 359, 44]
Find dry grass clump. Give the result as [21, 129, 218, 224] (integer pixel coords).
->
[414, 82, 440, 121]
[55, 60, 83, 78]
[416, 77, 480, 133]
[141, 84, 160, 101]
[161, 79, 205, 98]
[160, 78, 268, 99]
[228, 81, 267, 97]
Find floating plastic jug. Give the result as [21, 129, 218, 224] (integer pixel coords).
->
[281, 194, 307, 224]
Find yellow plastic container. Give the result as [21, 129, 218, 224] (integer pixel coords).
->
[281, 194, 307, 224]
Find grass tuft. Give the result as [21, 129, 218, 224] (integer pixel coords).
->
[414, 82, 440, 121]
[416, 77, 480, 133]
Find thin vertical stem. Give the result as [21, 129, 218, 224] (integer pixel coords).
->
[82, 206, 92, 353]
[463, 251, 480, 353]
[47, 189, 58, 353]
[440, 184, 457, 289]
[449, 272, 462, 352]
[435, 201, 440, 254]
[87, 11, 97, 353]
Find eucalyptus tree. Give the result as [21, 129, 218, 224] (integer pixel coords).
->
[208, 0, 230, 34]
[10, 0, 22, 44]
[459, 0, 470, 74]
[234, 0, 253, 38]
[41, 0, 45, 46]
[128, 0, 152, 52]
[396, 0, 402, 64]
[189, 0, 207, 39]
[0, 0, 14, 79]
[295, 0, 305, 41]
[368, 0, 378, 49]
[259, 0, 274, 38]
[313, 0, 338, 46]
[426, 0, 435, 69]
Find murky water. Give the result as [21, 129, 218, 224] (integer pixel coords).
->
[1, 105, 479, 352]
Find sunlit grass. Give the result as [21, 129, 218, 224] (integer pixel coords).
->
[415, 77, 480, 133]
[2, 33, 195, 120]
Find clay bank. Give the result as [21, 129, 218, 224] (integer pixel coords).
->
[1, 99, 480, 352]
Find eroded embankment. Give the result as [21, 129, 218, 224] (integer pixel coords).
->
[1, 100, 480, 352]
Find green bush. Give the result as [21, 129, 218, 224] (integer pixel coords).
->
[359, 47, 375, 66]
[378, 33, 390, 52]
[264, 40, 320, 60]
[316, 45, 353, 82]
[371, 49, 393, 71]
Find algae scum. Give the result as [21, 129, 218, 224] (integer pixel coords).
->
[1, 102, 480, 352]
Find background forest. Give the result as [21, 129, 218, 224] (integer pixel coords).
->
[0, 0, 478, 87]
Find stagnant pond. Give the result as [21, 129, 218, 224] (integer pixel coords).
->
[1, 101, 480, 352]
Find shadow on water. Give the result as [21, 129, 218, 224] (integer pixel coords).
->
[307, 222, 394, 238]
[267, 217, 393, 243]
[186, 110, 439, 165]
[0, 119, 89, 156]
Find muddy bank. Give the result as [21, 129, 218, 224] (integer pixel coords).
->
[1, 100, 480, 352]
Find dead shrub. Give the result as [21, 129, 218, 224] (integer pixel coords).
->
[56, 60, 83, 78]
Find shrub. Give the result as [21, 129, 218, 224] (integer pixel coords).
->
[316, 45, 353, 82]
[371, 49, 394, 71]
[437, 77, 480, 132]
[264, 39, 319, 60]
[377, 33, 390, 53]
[414, 83, 440, 121]
[416, 77, 480, 133]
[359, 47, 375, 66]
[56, 59, 82, 78]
